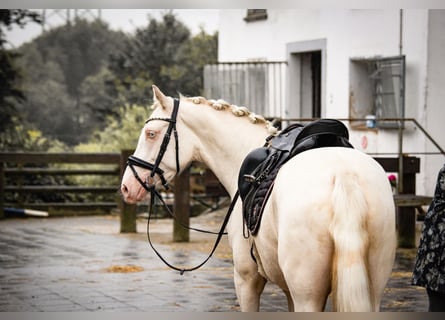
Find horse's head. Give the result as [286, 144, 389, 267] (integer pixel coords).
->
[121, 84, 274, 203]
[121, 85, 195, 203]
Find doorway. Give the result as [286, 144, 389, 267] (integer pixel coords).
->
[286, 39, 326, 120]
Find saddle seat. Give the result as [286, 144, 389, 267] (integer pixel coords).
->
[238, 119, 353, 235]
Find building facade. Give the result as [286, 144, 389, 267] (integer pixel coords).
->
[212, 9, 445, 195]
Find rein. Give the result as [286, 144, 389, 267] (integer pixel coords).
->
[126, 97, 239, 274]
[147, 188, 239, 275]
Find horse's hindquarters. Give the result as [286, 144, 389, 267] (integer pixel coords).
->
[255, 147, 396, 311]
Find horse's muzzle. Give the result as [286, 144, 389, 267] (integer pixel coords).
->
[120, 182, 150, 204]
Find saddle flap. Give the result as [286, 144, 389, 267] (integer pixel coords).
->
[238, 147, 271, 200]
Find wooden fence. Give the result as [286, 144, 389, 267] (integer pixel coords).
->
[0, 151, 431, 247]
[0, 151, 122, 215]
[374, 156, 431, 248]
[0, 150, 227, 236]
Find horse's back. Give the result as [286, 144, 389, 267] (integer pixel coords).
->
[257, 147, 396, 311]
[273, 147, 394, 215]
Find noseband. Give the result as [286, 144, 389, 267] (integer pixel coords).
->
[127, 98, 180, 191]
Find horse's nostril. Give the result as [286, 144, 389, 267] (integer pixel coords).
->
[121, 184, 129, 195]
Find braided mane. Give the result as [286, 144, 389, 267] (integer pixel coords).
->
[182, 95, 278, 135]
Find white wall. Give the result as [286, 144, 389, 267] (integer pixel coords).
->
[218, 9, 444, 195]
[424, 10, 445, 194]
[219, 9, 404, 119]
[219, 10, 323, 61]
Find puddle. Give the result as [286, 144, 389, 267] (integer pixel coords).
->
[104, 265, 144, 273]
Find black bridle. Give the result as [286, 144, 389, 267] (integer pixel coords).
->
[125, 97, 239, 275]
[127, 98, 180, 192]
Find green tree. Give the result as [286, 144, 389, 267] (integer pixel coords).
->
[108, 12, 192, 101]
[66, 104, 150, 188]
[168, 29, 218, 95]
[0, 9, 41, 145]
[34, 19, 126, 97]
[109, 13, 218, 102]
[76, 103, 149, 152]
[14, 41, 77, 144]
[78, 67, 118, 128]
[15, 18, 128, 145]
[0, 9, 41, 47]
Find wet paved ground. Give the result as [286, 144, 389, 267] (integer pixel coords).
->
[0, 213, 428, 312]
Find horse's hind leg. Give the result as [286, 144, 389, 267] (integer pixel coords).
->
[233, 263, 267, 311]
[282, 262, 331, 311]
[278, 225, 332, 311]
[284, 289, 294, 311]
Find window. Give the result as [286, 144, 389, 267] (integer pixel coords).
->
[349, 56, 405, 129]
[244, 9, 268, 22]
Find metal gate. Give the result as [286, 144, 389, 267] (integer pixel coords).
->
[203, 61, 287, 118]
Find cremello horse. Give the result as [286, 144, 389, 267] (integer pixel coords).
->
[121, 85, 397, 312]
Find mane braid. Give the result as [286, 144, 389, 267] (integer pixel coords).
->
[183, 96, 278, 135]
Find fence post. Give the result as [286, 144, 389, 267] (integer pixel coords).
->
[0, 161, 4, 219]
[119, 150, 137, 233]
[173, 166, 190, 242]
[397, 156, 419, 248]
[374, 156, 420, 248]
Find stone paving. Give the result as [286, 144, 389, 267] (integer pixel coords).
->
[0, 213, 428, 312]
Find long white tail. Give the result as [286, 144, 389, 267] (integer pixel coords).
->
[329, 172, 373, 312]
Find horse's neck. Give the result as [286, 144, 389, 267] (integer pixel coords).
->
[189, 110, 269, 197]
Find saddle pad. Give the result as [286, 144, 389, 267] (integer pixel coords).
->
[239, 119, 353, 235]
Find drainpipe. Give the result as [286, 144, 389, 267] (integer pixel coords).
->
[398, 9, 404, 194]
[399, 9, 403, 55]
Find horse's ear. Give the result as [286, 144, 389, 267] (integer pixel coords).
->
[152, 85, 169, 109]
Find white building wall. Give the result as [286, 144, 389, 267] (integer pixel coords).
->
[424, 10, 445, 194]
[218, 9, 444, 195]
[322, 10, 401, 118]
[219, 10, 322, 61]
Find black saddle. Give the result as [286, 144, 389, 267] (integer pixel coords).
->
[238, 119, 353, 235]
